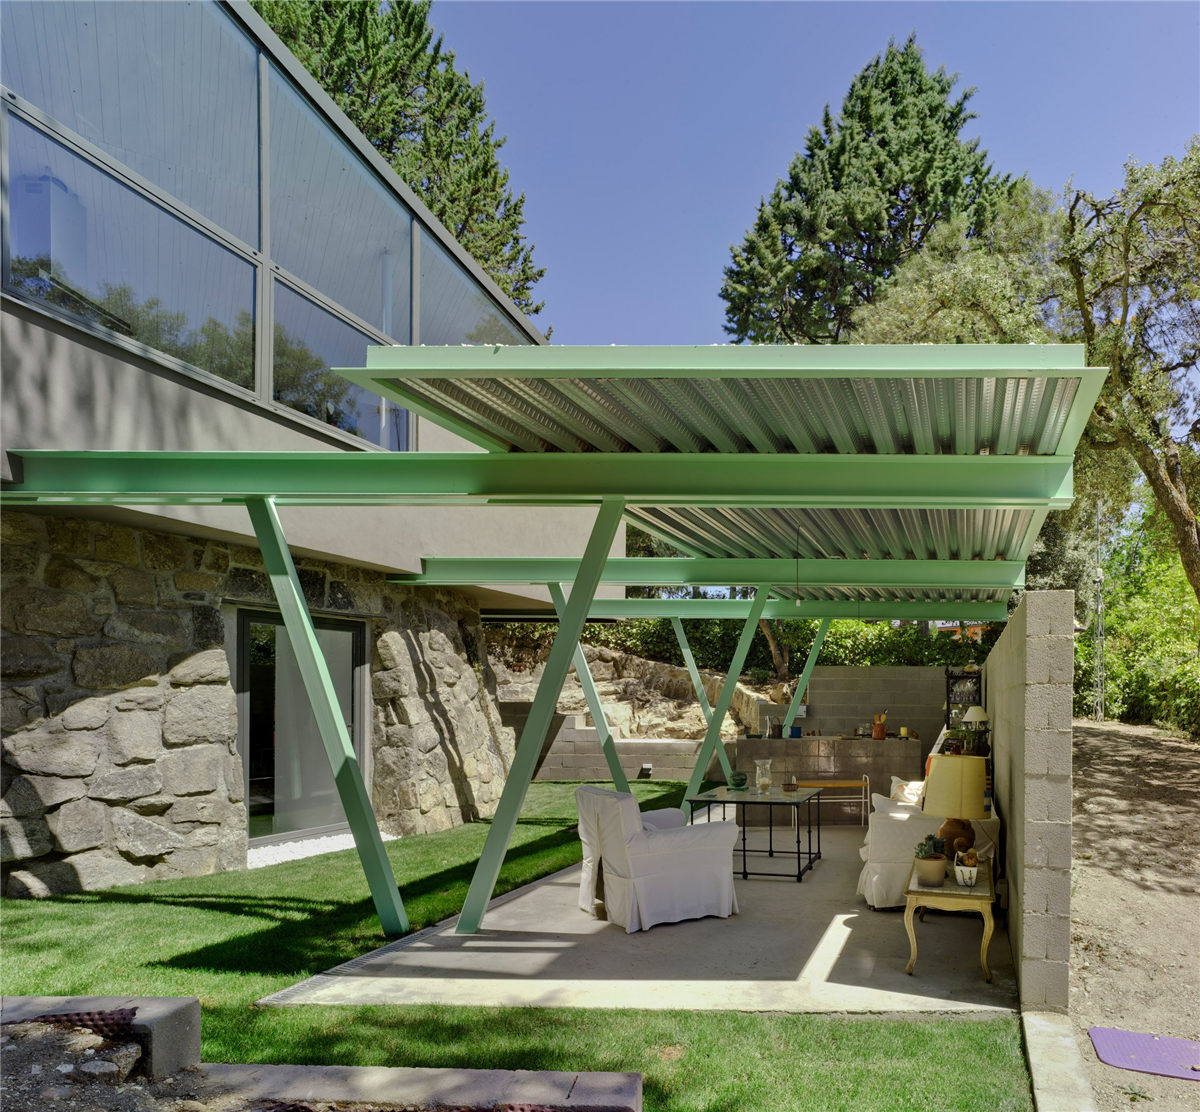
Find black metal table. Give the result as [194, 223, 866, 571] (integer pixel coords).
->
[685, 785, 822, 881]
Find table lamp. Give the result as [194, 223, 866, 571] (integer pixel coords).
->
[923, 754, 988, 856]
[961, 704, 990, 755]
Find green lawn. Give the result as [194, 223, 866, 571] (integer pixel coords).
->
[1, 781, 1032, 1112]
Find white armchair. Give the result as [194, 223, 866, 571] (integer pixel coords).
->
[575, 785, 740, 932]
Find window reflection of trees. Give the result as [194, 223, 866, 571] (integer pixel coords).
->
[9, 254, 364, 436]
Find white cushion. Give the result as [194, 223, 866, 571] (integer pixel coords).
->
[889, 777, 925, 805]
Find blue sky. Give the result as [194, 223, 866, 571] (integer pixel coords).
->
[429, 0, 1200, 345]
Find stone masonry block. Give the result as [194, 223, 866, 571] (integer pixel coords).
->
[110, 710, 164, 764]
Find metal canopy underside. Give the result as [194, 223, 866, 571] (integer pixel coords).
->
[345, 343, 1106, 612]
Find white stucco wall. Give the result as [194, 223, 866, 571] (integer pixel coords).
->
[1, 301, 623, 605]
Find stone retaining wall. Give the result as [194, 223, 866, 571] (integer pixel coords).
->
[1, 511, 514, 895]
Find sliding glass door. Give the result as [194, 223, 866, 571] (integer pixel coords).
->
[238, 611, 365, 842]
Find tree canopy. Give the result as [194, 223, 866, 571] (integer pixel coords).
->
[720, 35, 1010, 344]
[253, 0, 545, 319]
[854, 143, 1200, 603]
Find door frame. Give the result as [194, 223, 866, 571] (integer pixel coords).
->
[235, 607, 369, 846]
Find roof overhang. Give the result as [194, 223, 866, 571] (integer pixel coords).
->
[1, 343, 1106, 621]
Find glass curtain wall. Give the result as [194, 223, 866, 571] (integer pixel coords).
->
[1, 0, 533, 450]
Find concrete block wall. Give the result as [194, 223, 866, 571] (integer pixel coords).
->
[499, 706, 724, 783]
[802, 667, 945, 747]
[986, 590, 1075, 1011]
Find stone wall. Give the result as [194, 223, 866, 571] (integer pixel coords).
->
[986, 590, 1075, 1011]
[1, 510, 515, 896]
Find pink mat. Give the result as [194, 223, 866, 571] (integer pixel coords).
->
[1089, 1027, 1200, 1081]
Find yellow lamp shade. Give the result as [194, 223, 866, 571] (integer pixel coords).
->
[923, 755, 988, 820]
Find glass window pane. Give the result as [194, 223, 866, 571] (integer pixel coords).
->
[1, 0, 259, 245]
[269, 66, 411, 339]
[419, 234, 526, 345]
[273, 281, 394, 445]
[6, 117, 255, 388]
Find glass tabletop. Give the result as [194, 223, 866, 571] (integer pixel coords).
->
[686, 786, 821, 805]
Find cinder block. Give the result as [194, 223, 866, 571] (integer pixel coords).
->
[1025, 776, 1072, 822]
[1021, 868, 1053, 915]
[1020, 957, 1070, 1010]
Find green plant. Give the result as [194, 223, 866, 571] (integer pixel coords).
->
[914, 834, 946, 859]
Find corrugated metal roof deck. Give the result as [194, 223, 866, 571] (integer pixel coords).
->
[344, 345, 1107, 610]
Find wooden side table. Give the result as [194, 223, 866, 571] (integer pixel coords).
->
[903, 860, 996, 982]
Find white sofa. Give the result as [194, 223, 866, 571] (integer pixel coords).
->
[856, 787, 1000, 909]
[575, 785, 740, 932]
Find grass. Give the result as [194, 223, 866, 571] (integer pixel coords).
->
[1, 780, 1033, 1112]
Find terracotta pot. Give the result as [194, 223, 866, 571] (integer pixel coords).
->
[872, 723, 886, 740]
[914, 855, 947, 887]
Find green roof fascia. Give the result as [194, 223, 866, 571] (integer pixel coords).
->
[393, 557, 1025, 590]
[483, 599, 1010, 621]
[1, 451, 1073, 509]
[360, 343, 1097, 380]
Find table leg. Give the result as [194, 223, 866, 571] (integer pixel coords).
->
[795, 802, 802, 882]
[904, 897, 918, 974]
[739, 802, 748, 880]
[980, 905, 994, 983]
[768, 799, 775, 857]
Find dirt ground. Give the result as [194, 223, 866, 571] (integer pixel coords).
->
[1069, 718, 1200, 1111]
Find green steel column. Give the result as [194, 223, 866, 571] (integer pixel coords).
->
[683, 585, 772, 801]
[456, 499, 625, 934]
[671, 617, 713, 725]
[783, 617, 832, 728]
[245, 497, 408, 936]
[549, 583, 630, 793]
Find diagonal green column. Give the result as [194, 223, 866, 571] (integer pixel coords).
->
[783, 617, 832, 729]
[549, 583, 630, 792]
[456, 499, 625, 934]
[245, 497, 408, 936]
[683, 585, 772, 801]
[671, 617, 713, 725]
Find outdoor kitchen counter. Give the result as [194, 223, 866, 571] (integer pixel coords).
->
[730, 735, 927, 823]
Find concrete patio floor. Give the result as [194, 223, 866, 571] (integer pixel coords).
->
[262, 825, 1017, 1014]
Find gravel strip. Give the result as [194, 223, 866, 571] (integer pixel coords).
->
[248, 832, 398, 870]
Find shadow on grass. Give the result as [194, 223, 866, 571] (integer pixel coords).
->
[144, 826, 582, 977]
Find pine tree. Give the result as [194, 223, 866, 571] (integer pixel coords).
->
[254, 0, 545, 318]
[721, 35, 1009, 344]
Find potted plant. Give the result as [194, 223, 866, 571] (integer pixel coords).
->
[913, 834, 947, 887]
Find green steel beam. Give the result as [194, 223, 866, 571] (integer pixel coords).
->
[359, 343, 1097, 379]
[549, 582, 630, 793]
[480, 600, 1010, 621]
[457, 499, 625, 934]
[1, 451, 1074, 509]
[671, 617, 713, 724]
[394, 557, 1025, 589]
[783, 618, 832, 729]
[683, 585, 773, 802]
[245, 497, 408, 937]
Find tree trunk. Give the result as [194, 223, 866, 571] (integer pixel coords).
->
[758, 618, 790, 682]
[1121, 426, 1200, 604]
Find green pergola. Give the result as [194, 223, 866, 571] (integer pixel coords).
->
[1, 344, 1105, 937]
